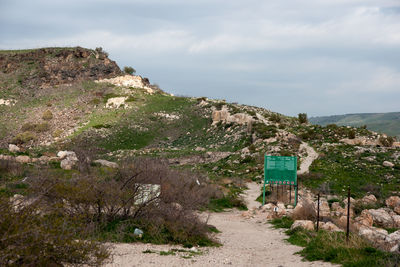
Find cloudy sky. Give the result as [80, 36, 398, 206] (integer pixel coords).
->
[1, 0, 399, 116]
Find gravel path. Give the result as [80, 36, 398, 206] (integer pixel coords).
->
[104, 182, 335, 267]
[297, 142, 319, 175]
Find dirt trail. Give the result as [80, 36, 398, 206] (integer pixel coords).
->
[105, 182, 335, 267]
[297, 142, 319, 175]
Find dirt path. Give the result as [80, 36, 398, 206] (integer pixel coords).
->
[104, 182, 335, 267]
[297, 142, 319, 175]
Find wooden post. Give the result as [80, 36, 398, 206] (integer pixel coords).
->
[346, 187, 351, 242]
[316, 193, 320, 232]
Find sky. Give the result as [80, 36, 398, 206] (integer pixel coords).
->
[1, 0, 400, 117]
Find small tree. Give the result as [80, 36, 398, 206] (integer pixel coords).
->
[298, 113, 308, 124]
[123, 66, 136, 75]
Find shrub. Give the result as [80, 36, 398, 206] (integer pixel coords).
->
[123, 66, 136, 75]
[269, 113, 282, 123]
[348, 129, 356, 139]
[298, 113, 308, 124]
[0, 197, 109, 266]
[52, 129, 63, 138]
[12, 131, 36, 144]
[42, 110, 53, 121]
[252, 123, 277, 139]
[379, 136, 394, 147]
[21, 122, 49, 133]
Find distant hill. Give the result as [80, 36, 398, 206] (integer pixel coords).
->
[310, 112, 400, 139]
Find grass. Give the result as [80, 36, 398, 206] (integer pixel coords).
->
[270, 217, 400, 267]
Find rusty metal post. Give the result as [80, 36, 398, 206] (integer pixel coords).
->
[346, 187, 351, 242]
[317, 193, 320, 232]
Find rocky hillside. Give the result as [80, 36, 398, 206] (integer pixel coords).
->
[1, 47, 400, 202]
[0, 47, 121, 98]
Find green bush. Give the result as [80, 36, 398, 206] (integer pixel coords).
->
[123, 66, 136, 75]
[21, 122, 50, 133]
[12, 131, 36, 144]
[42, 110, 53, 121]
[298, 113, 308, 124]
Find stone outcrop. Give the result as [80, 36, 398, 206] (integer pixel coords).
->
[360, 194, 377, 205]
[386, 196, 400, 208]
[96, 75, 156, 94]
[0, 47, 121, 89]
[212, 106, 253, 125]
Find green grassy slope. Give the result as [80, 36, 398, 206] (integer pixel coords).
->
[310, 112, 400, 138]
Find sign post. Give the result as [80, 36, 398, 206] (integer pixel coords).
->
[262, 155, 297, 206]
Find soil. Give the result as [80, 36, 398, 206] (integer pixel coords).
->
[104, 182, 335, 267]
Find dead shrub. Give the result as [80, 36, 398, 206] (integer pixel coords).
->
[42, 110, 53, 120]
[0, 196, 109, 266]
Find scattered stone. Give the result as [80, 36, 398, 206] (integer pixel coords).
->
[8, 144, 20, 153]
[57, 151, 77, 160]
[195, 147, 206, 152]
[93, 159, 118, 168]
[290, 220, 314, 231]
[383, 161, 394, 168]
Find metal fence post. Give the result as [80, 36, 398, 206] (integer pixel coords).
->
[346, 187, 351, 242]
[317, 193, 320, 232]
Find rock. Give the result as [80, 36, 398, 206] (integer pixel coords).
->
[38, 156, 50, 162]
[383, 161, 395, 168]
[133, 228, 144, 238]
[343, 197, 356, 205]
[8, 144, 20, 153]
[241, 147, 250, 154]
[106, 97, 128, 109]
[392, 215, 400, 228]
[93, 159, 118, 168]
[212, 106, 253, 125]
[60, 158, 77, 170]
[395, 206, 400, 215]
[360, 194, 377, 205]
[389, 230, 400, 242]
[315, 199, 330, 218]
[15, 155, 31, 164]
[261, 203, 275, 212]
[290, 220, 315, 231]
[277, 202, 285, 210]
[359, 226, 390, 245]
[195, 147, 205, 151]
[355, 210, 374, 228]
[367, 208, 394, 228]
[319, 222, 342, 232]
[221, 178, 233, 185]
[386, 196, 400, 209]
[96, 75, 155, 94]
[390, 244, 399, 253]
[57, 151, 77, 160]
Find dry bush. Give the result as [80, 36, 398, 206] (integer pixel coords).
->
[292, 199, 317, 220]
[0, 196, 109, 266]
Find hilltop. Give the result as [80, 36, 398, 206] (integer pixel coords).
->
[1, 47, 400, 266]
[310, 112, 400, 139]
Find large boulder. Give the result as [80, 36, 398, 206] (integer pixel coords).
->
[355, 210, 374, 228]
[8, 144, 20, 153]
[386, 196, 400, 209]
[359, 226, 390, 246]
[367, 208, 395, 228]
[360, 194, 377, 205]
[57, 151, 77, 160]
[290, 220, 315, 231]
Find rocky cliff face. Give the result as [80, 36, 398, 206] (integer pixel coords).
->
[0, 47, 121, 91]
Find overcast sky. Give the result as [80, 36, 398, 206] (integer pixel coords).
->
[1, 0, 399, 116]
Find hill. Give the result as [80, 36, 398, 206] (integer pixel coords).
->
[1, 47, 400, 266]
[310, 112, 400, 139]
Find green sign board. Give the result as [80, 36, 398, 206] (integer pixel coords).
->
[262, 155, 298, 206]
[264, 156, 297, 185]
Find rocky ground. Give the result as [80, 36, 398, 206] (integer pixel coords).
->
[104, 183, 336, 267]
